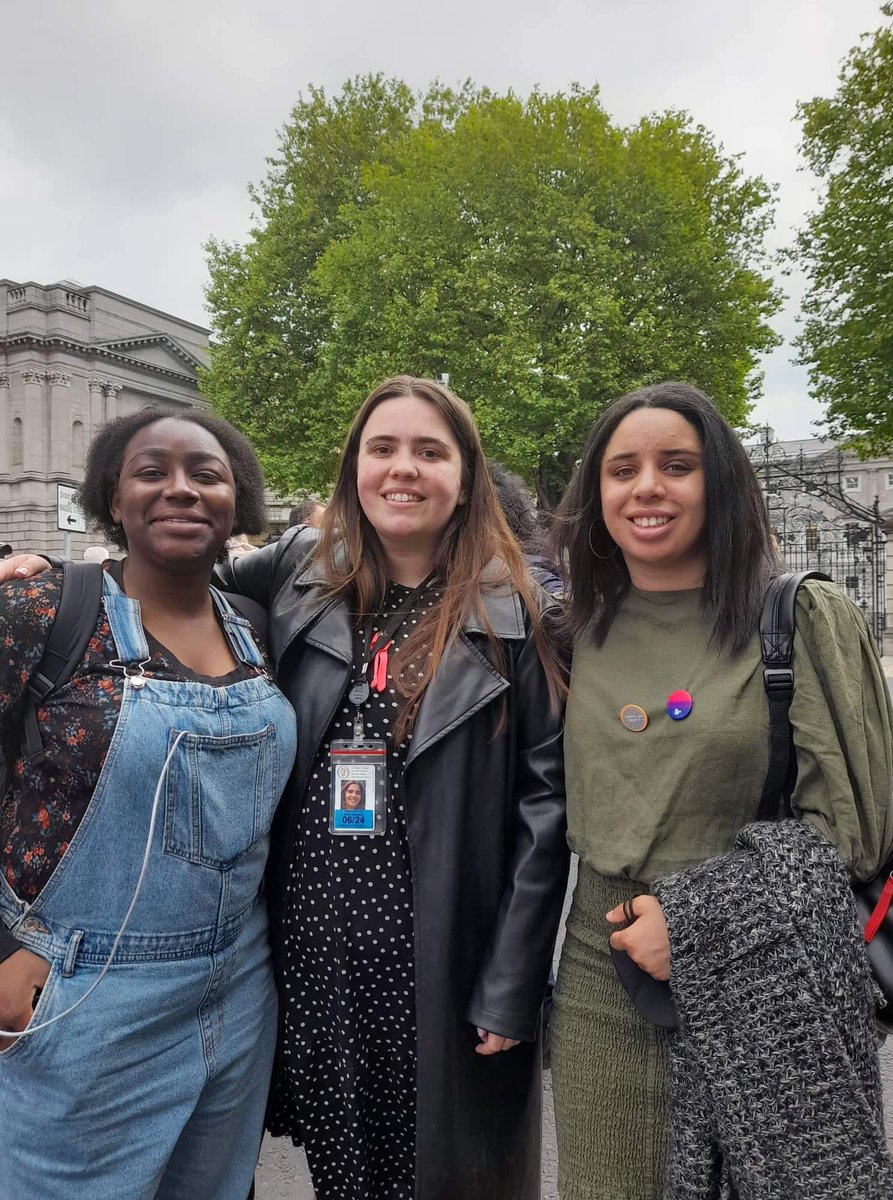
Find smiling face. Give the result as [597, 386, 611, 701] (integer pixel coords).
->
[109, 418, 236, 570]
[599, 406, 707, 590]
[356, 395, 466, 572]
[342, 781, 364, 810]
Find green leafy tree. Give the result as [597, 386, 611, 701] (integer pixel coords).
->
[204, 77, 781, 501]
[794, 3, 893, 455]
[203, 76, 419, 488]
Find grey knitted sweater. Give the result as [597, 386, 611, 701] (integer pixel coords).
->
[653, 819, 893, 1200]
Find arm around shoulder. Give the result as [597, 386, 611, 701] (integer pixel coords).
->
[215, 526, 320, 607]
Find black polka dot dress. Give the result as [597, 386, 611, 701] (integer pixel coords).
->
[269, 583, 438, 1200]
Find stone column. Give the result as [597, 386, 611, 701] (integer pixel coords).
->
[0, 373, 9, 475]
[48, 371, 72, 474]
[104, 382, 121, 422]
[88, 376, 105, 434]
[20, 369, 46, 474]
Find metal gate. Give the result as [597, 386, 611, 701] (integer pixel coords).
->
[747, 429, 887, 655]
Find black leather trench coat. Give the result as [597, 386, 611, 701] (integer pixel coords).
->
[228, 530, 569, 1200]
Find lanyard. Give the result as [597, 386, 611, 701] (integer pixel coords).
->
[348, 575, 434, 737]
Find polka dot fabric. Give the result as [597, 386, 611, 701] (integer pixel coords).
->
[269, 583, 439, 1200]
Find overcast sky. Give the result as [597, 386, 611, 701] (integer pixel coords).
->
[1, 0, 885, 439]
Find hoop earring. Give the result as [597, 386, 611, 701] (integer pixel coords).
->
[588, 523, 619, 561]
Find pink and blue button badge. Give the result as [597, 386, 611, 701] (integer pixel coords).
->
[667, 690, 693, 721]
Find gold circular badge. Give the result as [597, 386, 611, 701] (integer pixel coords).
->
[620, 704, 649, 732]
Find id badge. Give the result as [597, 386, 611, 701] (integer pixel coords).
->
[329, 739, 388, 835]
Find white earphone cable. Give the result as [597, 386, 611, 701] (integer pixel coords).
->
[0, 729, 187, 1041]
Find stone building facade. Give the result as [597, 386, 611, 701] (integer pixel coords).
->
[748, 431, 893, 643]
[0, 278, 293, 557]
[776, 436, 893, 637]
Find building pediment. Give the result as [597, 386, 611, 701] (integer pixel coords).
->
[92, 334, 206, 375]
[0, 332, 202, 386]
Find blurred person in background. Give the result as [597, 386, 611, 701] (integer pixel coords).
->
[288, 499, 326, 529]
[487, 461, 563, 599]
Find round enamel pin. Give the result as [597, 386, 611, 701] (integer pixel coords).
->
[667, 690, 693, 721]
[620, 704, 649, 732]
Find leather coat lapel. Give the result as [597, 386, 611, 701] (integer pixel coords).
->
[406, 582, 525, 765]
[301, 600, 353, 665]
[272, 555, 353, 666]
[407, 633, 509, 765]
[274, 552, 529, 763]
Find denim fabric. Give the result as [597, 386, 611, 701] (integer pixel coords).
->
[0, 574, 297, 1199]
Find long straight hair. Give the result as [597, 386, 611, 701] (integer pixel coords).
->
[317, 375, 566, 739]
[552, 382, 780, 654]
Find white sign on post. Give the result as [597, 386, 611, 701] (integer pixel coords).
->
[57, 484, 87, 533]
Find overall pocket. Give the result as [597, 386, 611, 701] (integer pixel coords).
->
[163, 725, 281, 869]
[0, 956, 60, 1065]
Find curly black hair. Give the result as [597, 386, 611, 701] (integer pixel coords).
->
[78, 407, 268, 549]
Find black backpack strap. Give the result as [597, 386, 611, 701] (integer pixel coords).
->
[220, 591, 269, 645]
[21, 562, 104, 764]
[757, 570, 832, 821]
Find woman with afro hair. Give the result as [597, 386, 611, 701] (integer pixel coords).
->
[0, 408, 297, 1200]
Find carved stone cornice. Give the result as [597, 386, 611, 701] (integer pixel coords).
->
[1, 333, 200, 387]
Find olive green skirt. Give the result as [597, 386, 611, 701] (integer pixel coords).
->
[552, 864, 670, 1200]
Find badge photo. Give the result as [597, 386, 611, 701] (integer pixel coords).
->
[334, 774, 373, 831]
[328, 740, 387, 836]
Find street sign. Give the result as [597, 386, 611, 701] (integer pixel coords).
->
[57, 484, 86, 533]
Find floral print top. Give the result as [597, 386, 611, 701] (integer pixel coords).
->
[0, 565, 262, 910]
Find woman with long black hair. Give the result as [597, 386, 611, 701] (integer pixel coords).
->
[549, 381, 893, 1198]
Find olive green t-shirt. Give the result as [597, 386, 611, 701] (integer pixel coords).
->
[565, 581, 893, 884]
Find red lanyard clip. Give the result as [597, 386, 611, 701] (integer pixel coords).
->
[369, 632, 394, 693]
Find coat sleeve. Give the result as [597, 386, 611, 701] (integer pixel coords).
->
[215, 526, 317, 607]
[465, 614, 569, 1042]
[790, 580, 893, 881]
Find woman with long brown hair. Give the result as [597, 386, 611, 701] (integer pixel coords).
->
[0, 375, 568, 1199]
[226, 375, 567, 1200]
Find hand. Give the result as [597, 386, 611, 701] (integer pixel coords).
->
[474, 1027, 520, 1056]
[0, 949, 51, 1051]
[0, 554, 52, 584]
[607, 895, 670, 982]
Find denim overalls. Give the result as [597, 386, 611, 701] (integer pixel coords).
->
[0, 573, 297, 1200]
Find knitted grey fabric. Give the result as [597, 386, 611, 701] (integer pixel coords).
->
[653, 820, 893, 1200]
